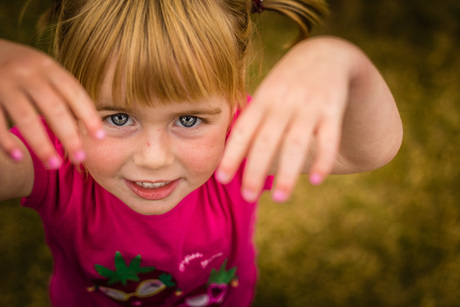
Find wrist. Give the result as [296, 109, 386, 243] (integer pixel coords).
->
[305, 36, 366, 70]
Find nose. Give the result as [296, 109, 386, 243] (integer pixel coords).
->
[132, 130, 174, 170]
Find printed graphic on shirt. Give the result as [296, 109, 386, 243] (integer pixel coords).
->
[178, 252, 223, 272]
[88, 252, 238, 306]
[88, 251, 178, 306]
[176, 259, 238, 307]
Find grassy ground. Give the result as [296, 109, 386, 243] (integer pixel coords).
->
[1, 1, 460, 306]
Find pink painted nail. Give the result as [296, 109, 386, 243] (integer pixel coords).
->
[273, 190, 288, 203]
[242, 188, 257, 202]
[216, 170, 231, 183]
[73, 150, 86, 163]
[47, 156, 62, 169]
[10, 149, 24, 161]
[95, 129, 106, 140]
[310, 173, 323, 186]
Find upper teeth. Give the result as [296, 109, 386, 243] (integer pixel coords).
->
[135, 181, 170, 188]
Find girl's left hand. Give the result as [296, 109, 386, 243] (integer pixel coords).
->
[217, 37, 352, 203]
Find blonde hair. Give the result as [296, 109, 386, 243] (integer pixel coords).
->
[42, 0, 328, 108]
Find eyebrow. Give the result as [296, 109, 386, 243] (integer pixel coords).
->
[95, 104, 132, 112]
[95, 104, 222, 116]
[173, 106, 222, 116]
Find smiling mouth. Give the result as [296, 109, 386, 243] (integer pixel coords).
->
[135, 181, 171, 189]
[126, 179, 181, 201]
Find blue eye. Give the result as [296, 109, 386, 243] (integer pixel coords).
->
[106, 113, 133, 126]
[176, 116, 202, 128]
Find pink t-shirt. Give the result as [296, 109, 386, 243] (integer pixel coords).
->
[11, 121, 272, 307]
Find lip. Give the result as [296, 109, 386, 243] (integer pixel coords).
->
[125, 179, 181, 201]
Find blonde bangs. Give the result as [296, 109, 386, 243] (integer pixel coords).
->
[56, 0, 247, 108]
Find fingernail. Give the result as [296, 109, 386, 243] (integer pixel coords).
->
[310, 173, 323, 186]
[95, 129, 106, 140]
[11, 149, 24, 161]
[73, 150, 86, 163]
[216, 170, 231, 183]
[273, 190, 288, 203]
[242, 188, 257, 202]
[47, 156, 62, 169]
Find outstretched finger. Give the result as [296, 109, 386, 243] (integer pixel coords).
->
[0, 108, 24, 161]
[49, 66, 105, 140]
[4, 92, 62, 169]
[217, 103, 265, 184]
[241, 108, 291, 202]
[29, 80, 86, 164]
[309, 119, 342, 185]
[272, 113, 316, 202]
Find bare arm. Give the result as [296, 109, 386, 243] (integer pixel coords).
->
[218, 36, 403, 202]
[289, 37, 402, 175]
[332, 38, 402, 174]
[0, 134, 34, 200]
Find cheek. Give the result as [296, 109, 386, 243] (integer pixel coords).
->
[179, 130, 227, 174]
[82, 138, 127, 177]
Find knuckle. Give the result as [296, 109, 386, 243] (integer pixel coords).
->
[39, 97, 69, 119]
[56, 77, 84, 100]
[31, 87, 64, 111]
[51, 103, 69, 118]
[253, 131, 273, 153]
[2, 60, 28, 78]
[227, 127, 251, 154]
[77, 106, 101, 128]
[298, 106, 314, 119]
[7, 59, 46, 81]
[287, 134, 305, 151]
[244, 160, 268, 185]
[279, 154, 304, 178]
[284, 134, 308, 159]
[230, 125, 247, 142]
[319, 136, 338, 155]
[319, 141, 336, 156]
[16, 111, 38, 126]
[38, 56, 57, 70]
[315, 152, 335, 173]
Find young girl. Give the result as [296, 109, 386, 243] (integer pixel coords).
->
[0, 0, 402, 306]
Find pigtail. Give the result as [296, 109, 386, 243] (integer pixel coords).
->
[19, 0, 63, 53]
[32, 0, 84, 61]
[20, 0, 62, 37]
[36, 0, 62, 32]
[255, 0, 329, 43]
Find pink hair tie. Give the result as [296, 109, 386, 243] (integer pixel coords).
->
[252, 0, 265, 13]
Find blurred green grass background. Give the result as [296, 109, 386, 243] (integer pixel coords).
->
[1, 0, 460, 306]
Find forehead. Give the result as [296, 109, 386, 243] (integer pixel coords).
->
[96, 61, 232, 112]
[95, 97, 228, 115]
[81, 6, 245, 110]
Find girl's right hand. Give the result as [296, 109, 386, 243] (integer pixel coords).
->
[0, 39, 104, 168]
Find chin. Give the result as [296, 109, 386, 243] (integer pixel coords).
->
[121, 197, 180, 216]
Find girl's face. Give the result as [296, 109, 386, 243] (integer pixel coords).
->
[81, 74, 233, 215]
